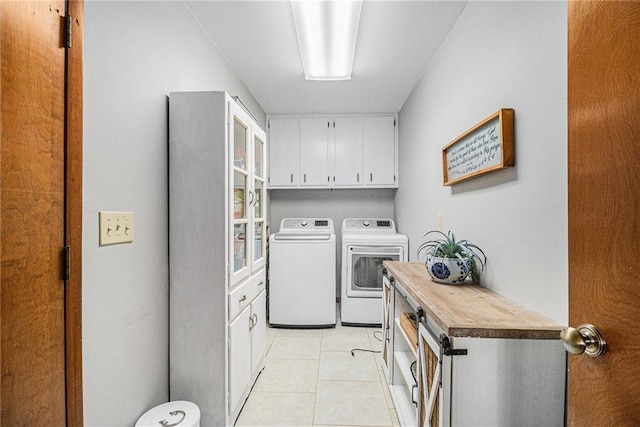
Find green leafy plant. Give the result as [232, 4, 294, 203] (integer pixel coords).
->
[417, 230, 487, 283]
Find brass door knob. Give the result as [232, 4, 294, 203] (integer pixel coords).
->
[560, 324, 607, 357]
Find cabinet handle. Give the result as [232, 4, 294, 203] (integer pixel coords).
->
[304, 173, 307, 183]
[248, 191, 254, 206]
[411, 383, 418, 406]
[249, 313, 258, 331]
[357, 173, 359, 182]
[239, 295, 247, 303]
[370, 173, 373, 182]
[257, 281, 264, 288]
[290, 173, 293, 183]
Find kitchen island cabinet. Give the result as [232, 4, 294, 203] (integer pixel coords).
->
[382, 261, 565, 427]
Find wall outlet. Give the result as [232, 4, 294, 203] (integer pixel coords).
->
[436, 214, 443, 231]
[99, 211, 134, 246]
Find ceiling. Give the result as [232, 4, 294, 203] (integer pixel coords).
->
[186, 1, 468, 115]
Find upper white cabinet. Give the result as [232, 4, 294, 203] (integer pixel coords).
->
[268, 117, 299, 186]
[364, 116, 397, 186]
[333, 117, 364, 187]
[299, 117, 331, 186]
[268, 114, 398, 189]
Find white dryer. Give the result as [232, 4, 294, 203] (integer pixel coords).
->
[341, 218, 408, 326]
[268, 218, 336, 327]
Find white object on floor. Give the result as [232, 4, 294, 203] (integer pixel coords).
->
[135, 401, 200, 427]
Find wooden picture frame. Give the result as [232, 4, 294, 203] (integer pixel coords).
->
[442, 108, 514, 186]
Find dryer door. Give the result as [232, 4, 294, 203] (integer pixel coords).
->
[346, 246, 404, 298]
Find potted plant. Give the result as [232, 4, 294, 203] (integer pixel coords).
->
[417, 230, 486, 285]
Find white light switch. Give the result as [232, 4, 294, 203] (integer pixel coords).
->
[99, 211, 134, 246]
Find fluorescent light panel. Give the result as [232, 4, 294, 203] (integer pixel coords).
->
[291, 0, 363, 80]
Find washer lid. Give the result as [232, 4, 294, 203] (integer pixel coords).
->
[136, 401, 200, 427]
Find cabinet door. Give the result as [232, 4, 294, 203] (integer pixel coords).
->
[268, 117, 299, 187]
[333, 117, 364, 187]
[229, 306, 252, 415]
[300, 117, 331, 186]
[252, 128, 267, 271]
[364, 116, 397, 186]
[229, 102, 252, 285]
[250, 290, 267, 374]
[418, 323, 449, 427]
[382, 274, 394, 382]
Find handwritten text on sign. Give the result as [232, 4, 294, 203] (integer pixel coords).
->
[446, 120, 502, 181]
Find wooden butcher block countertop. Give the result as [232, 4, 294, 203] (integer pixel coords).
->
[384, 261, 563, 340]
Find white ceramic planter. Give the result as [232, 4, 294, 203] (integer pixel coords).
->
[425, 255, 471, 284]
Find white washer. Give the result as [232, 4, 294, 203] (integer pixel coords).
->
[268, 218, 336, 327]
[341, 218, 408, 326]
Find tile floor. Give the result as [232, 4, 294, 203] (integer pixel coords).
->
[235, 313, 400, 427]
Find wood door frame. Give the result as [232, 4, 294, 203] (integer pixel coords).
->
[64, 1, 84, 425]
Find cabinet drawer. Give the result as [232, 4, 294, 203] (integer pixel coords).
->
[229, 270, 266, 321]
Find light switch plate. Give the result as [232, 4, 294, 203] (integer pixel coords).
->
[99, 211, 134, 246]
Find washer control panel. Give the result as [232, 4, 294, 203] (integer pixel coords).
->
[279, 218, 334, 233]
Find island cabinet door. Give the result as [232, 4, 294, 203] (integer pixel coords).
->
[381, 273, 395, 382]
[418, 323, 451, 427]
[447, 337, 565, 427]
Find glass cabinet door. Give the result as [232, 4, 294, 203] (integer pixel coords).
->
[229, 99, 267, 284]
[252, 132, 267, 270]
[234, 116, 247, 170]
[230, 105, 251, 285]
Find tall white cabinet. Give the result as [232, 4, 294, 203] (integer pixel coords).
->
[169, 91, 267, 426]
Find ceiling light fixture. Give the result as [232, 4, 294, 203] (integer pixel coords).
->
[291, 0, 363, 81]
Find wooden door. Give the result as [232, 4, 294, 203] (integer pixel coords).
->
[1, 0, 83, 425]
[567, 2, 640, 424]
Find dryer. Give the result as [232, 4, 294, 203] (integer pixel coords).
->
[341, 218, 408, 326]
[268, 218, 336, 327]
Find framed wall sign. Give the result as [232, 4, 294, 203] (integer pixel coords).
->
[442, 108, 514, 186]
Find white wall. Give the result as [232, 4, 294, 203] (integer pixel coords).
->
[83, 2, 264, 425]
[396, 1, 567, 323]
[269, 189, 396, 289]
[269, 189, 395, 235]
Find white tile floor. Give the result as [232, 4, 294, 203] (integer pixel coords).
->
[235, 312, 400, 427]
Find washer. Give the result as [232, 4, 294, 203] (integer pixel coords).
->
[341, 218, 408, 326]
[268, 218, 336, 327]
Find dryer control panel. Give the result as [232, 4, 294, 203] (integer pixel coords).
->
[342, 218, 397, 233]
